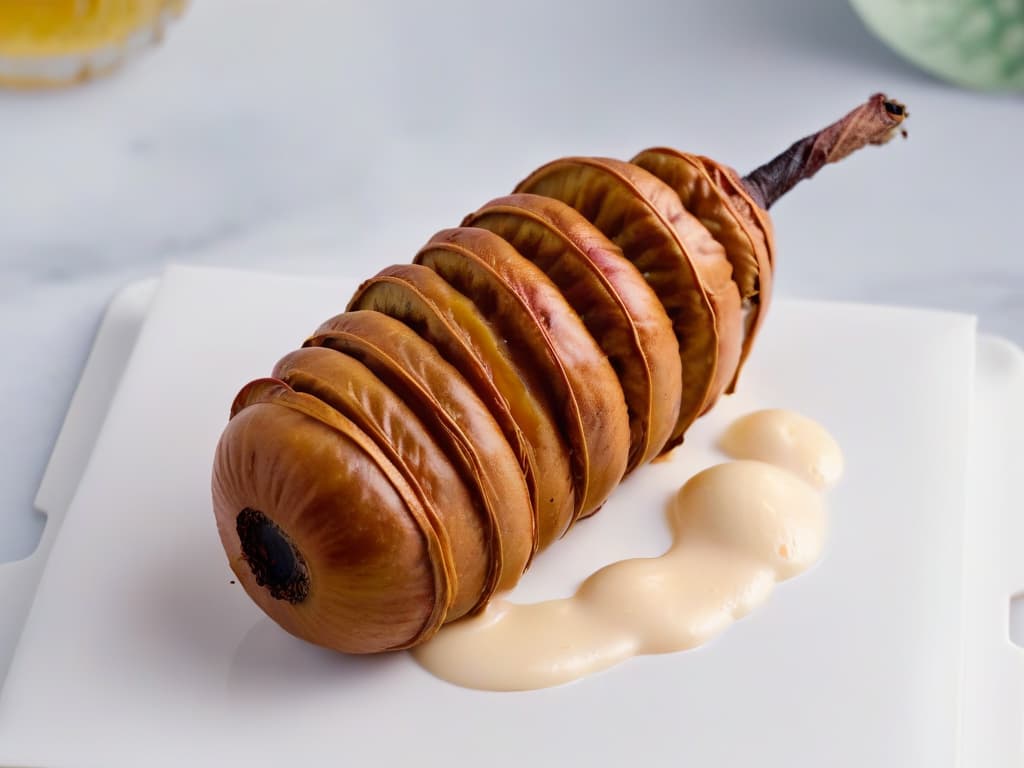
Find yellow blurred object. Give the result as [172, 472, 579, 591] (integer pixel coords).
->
[0, 0, 186, 88]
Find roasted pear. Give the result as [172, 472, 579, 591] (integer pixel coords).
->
[415, 227, 631, 521]
[462, 193, 682, 471]
[347, 264, 573, 550]
[514, 157, 742, 442]
[214, 379, 450, 652]
[212, 94, 908, 654]
[307, 310, 535, 591]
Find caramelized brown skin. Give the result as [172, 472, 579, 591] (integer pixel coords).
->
[272, 347, 488, 620]
[348, 264, 573, 551]
[308, 310, 535, 591]
[214, 98, 905, 653]
[701, 156, 778, 270]
[516, 157, 742, 440]
[632, 149, 773, 389]
[213, 379, 449, 653]
[463, 194, 682, 472]
[416, 227, 631, 522]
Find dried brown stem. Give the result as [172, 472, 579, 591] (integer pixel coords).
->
[741, 93, 908, 210]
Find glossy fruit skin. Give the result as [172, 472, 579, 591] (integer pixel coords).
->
[631, 149, 773, 389]
[272, 346, 489, 621]
[214, 380, 449, 652]
[308, 310, 535, 594]
[213, 147, 774, 654]
[515, 157, 743, 442]
[416, 227, 631, 523]
[348, 263, 570, 550]
[463, 193, 681, 472]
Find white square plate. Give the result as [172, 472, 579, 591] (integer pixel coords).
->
[0, 266, 1019, 767]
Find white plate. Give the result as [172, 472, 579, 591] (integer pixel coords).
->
[0, 265, 1019, 767]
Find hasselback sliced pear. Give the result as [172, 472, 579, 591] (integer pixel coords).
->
[212, 94, 908, 654]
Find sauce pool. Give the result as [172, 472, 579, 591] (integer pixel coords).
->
[412, 409, 844, 691]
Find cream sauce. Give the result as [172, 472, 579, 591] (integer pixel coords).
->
[718, 408, 843, 489]
[413, 409, 843, 691]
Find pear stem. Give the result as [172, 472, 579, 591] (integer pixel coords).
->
[741, 93, 908, 211]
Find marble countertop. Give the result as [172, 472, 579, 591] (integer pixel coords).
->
[1, 0, 1022, 563]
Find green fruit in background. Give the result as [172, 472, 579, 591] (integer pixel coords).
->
[850, 0, 1024, 91]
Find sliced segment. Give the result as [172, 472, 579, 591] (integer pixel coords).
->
[515, 157, 742, 441]
[272, 346, 488, 620]
[463, 193, 681, 471]
[214, 378, 450, 653]
[347, 264, 572, 550]
[632, 148, 773, 389]
[416, 227, 630, 521]
[307, 310, 534, 592]
[698, 155, 778, 270]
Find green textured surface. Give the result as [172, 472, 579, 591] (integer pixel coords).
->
[850, 0, 1024, 90]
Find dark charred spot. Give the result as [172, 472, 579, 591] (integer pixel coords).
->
[236, 508, 310, 604]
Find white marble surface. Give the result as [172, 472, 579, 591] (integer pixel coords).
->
[1, 0, 1022, 563]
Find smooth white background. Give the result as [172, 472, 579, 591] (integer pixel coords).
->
[1, 0, 1022, 562]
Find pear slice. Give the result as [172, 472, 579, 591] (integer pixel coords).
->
[272, 346, 489, 620]
[347, 264, 573, 551]
[214, 378, 451, 653]
[307, 310, 534, 592]
[631, 149, 773, 390]
[462, 193, 682, 471]
[515, 157, 743, 442]
[415, 227, 630, 521]
[698, 155, 777, 270]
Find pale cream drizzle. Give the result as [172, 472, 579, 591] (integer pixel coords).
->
[413, 409, 843, 691]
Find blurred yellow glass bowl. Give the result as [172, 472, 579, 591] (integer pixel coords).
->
[0, 0, 185, 88]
